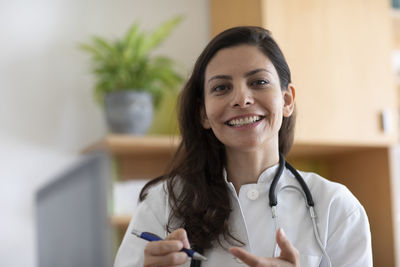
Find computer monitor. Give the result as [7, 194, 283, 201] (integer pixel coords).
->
[35, 153, 112, 267]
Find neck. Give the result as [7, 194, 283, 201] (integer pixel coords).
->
[225, 146, 279, 195]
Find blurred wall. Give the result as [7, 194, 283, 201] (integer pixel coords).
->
[0, 1, 210, 266]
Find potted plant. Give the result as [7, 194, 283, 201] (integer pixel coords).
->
[80, 16, 184, 135]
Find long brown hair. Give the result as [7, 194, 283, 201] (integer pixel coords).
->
[140, 26, 296, 249]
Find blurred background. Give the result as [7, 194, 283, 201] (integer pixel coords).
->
[0, 0, 209, 266]
[1, 0, 400, 267]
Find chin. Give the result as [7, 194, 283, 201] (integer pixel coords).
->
[225, 138, 266, 151]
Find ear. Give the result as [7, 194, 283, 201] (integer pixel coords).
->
[200, 105, 211, 129]
[282, 83, 295, 117]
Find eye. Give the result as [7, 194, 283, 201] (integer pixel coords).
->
[250, 79, 270, 87]
[211, 84, 230, 93]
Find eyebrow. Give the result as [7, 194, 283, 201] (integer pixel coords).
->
[245, 68, 270, 77]
[207, 74, 232, 84]
[207, 68, 271, 84]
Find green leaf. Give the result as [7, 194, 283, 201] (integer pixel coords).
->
[79, 15, 184, 108]
[142, 15, 184, 54]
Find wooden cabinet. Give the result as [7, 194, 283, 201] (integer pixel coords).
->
[94, 135, 399, 267]
[210, 0, 398, 145]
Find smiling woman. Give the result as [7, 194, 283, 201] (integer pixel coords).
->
[114, 26, 372, 267]
[201, 45, 295, 158]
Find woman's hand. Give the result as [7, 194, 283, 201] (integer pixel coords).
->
[143, 228, 190, 267]
[230, 228, 300, 267]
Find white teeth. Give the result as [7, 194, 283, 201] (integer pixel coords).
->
[227, 116, 261, 126]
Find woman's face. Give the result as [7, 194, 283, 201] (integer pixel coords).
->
[201, 44, 295, 152]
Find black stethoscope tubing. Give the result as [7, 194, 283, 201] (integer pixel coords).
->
[190, 153, 314, 267]
[271, 153, 314, 207]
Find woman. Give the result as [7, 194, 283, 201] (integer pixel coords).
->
[114, 26, 372, 267]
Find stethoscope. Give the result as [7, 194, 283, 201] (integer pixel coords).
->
[191, 154, 332, 267]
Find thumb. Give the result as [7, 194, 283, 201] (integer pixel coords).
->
[276, 228, 299, 265]
[166, 228, 191, 249]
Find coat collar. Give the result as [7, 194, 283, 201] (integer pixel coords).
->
[222, 164, 304, 198]
[223, 163, 280, 185]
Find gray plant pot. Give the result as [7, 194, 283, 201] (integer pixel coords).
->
[104, 91, 154, 135]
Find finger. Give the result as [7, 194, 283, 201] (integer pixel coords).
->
[145, 240, 183, 256]
[144, 251, 188, 267]
[161, 252, 188, 266]
[166, 228, 190, 249]
[276, 228, 299, 264]
[229, 247, 261, 266]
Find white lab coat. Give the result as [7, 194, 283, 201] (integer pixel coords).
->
[114, 165, 372, 267]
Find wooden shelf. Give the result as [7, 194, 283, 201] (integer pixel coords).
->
[290, 141, 388, 159]
[87, 134, 389, 159]
[86, 134, 392, 181]
[85, 135, 181, 180]
[84, 135, 180, 156]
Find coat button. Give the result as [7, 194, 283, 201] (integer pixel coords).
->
[247, 189, 259, 200]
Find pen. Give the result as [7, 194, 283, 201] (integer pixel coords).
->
[131, 229, 207, 261]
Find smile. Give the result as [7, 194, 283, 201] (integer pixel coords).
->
[226, 115, 263, 127]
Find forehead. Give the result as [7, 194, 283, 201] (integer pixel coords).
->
[205, 45, 277, 78]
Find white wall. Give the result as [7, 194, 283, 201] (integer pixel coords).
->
[0, 1, 210, 266]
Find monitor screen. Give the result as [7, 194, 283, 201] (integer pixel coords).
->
[35, 153, 111, 267]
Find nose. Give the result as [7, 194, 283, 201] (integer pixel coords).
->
[231, 84, 254, 108]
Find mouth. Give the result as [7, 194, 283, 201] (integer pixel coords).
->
[225, 115, 264, 127]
